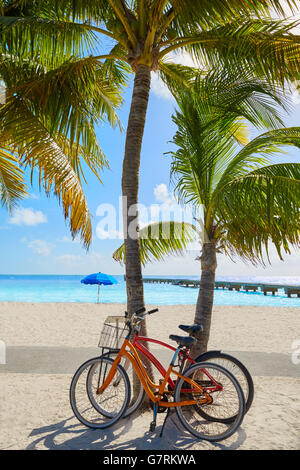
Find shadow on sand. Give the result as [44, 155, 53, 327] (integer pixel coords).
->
[26, 412, 247, 451]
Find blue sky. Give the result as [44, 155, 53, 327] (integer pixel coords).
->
[1, 67, 300, 277]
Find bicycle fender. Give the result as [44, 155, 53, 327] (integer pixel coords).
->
[195, 350, 222, 362]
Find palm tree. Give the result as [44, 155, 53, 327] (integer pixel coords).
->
[113, 70, 300, 355]
[0, 47, 126, 246]
[2, 1, 300, 316]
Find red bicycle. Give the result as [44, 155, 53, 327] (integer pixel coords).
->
[89, 307, 254, 421]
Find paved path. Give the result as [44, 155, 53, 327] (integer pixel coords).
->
[0, 346, 299, 378]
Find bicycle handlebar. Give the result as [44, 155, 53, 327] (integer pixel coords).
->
[125, 307, 159, 327]
[135, 307, 146, 315]
[148, 308, 159, 315]
[135, 307, 159, 319]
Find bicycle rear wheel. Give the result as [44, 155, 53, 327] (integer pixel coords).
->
[70, 356, 130, 429]
[196, 351, 254, 417]
[174, 362, 245, 442]
[87, 350, 145, 418]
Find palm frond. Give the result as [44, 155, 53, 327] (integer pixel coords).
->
[157, 59, 202, 95]
[168, 70, 290, 212]
[193, 69, 289, 130]
[160, 18, 300, 86]
[0, 14, 98, 65]
[215, 127, 300, 195]
[0, 55, 126, 186]
[169, 0, 297, 29]
[0, 96, 93, 247]
[168, 68, 300, 262]
[215, 161, 300, 264]
[113, 220, 199, 266]
[0, 145, 27, 211]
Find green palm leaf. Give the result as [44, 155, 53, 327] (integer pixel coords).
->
[0, 15, 98, 66]
[0, 95, 93, 246]
[215, 127, 300, 195]
[0, 51, 126, 245]
[168, 73, 300, 264]
[0, 146, 27, 211]
[160, 18, 300, 86]
[113, 221, 199, 266]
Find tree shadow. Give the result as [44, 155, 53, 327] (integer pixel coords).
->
[26, 411, 247, 451]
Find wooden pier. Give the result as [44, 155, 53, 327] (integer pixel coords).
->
[284, 287, 300, 298]
[142, 277, 300, 298]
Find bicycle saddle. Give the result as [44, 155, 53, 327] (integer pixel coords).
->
[179, 324, 203, 334]
[169, 335, 196, 348]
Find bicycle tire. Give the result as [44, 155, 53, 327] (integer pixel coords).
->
[174, 362, 245, 442]
[70, 356, 131, 429]
[87, 350, 145, 418]
[195, 351, 254, 418]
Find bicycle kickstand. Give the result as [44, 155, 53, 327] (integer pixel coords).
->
[159, 408, 171, 438]
[149, 403, 158, 432]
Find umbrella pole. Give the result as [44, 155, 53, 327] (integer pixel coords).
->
[97, 283, 100, 304]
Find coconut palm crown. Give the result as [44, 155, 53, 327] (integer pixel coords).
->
[114, 70, 300, 353]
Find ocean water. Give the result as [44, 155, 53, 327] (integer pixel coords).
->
[0, 274, 299, 307]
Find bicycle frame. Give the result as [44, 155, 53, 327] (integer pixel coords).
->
[133, 336, 223, 393]
[133, 335, 195, 390]
[97, 338, 213, 408]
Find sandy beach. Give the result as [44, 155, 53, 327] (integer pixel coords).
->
[0, 302, 299, 450]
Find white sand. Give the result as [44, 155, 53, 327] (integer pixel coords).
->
[0, 302, 299, 450]
[0, 302, 298, 353]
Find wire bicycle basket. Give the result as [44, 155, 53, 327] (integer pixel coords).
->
[98, 316, 128, 354]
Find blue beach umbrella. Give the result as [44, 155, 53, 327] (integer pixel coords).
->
[81, 272, 118, 303]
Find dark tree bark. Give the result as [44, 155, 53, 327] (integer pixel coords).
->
[121, 63, 153, 390]
[190, 240, 217, 358]
[122, 64, 151, 317]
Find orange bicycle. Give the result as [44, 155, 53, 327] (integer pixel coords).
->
[70, 309, 245, 442]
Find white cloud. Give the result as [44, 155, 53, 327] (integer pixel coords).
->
[96, 226, 123, 240]
[28, 239, 53, 257]
[152, 183, 194, 220]
[9, 207, 47, 226]
[55, 251, 104, 272]
[170, 51, 197, 67]
[154, 183, 170, 203]
[26, 193, 40, 200]
[151, 51, 200, 101]
[151, 72, 173, 100]
[56, 254, 82, 264]
[59, 235, 81, 244]
[153, 183, 181, 211]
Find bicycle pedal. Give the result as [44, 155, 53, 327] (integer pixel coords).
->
[149, 421, 156, 432]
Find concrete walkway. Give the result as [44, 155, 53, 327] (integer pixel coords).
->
[1, 346, 299, 378]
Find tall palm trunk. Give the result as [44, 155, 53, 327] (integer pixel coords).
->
[122, 64, 151, 316]
[122, 64, 153, 387]
[191, 240, 217, 357]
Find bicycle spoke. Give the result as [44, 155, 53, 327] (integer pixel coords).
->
[70, 357, 130, 428]
[175, 362, 245, 441]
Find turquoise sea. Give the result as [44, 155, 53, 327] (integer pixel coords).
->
[0, 274, 299, 307]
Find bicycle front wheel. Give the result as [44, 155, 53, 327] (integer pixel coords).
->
[174, 362, 245, 442]
[87, 350, 145, 418]
[70, 356, 130, 429]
